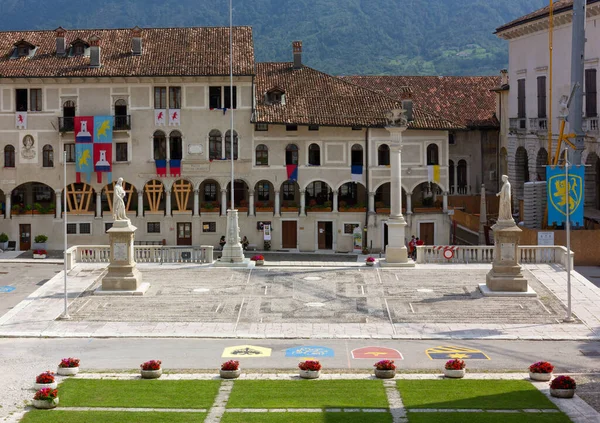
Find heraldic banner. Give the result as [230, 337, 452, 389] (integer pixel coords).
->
[75, 116, 94, 183]
[547, 165, 585, 227]
[93, 116, 114, 183]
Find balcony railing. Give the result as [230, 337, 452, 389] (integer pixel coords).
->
[583, 117, 599, 133]
[529, 117, 547, 133]
[58, 115, 131, 133]
[509, 117, 527, 133]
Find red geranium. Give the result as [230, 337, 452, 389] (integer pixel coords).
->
[366, 256, 376, 263]
[33, 388, 58, 402]
[59, 357, 80, 368]
[33, 250, 47, 255]
[251, 255, 265, 261]
[221, 360, 240, 371]
[298, 360, 322, 371]
[374, 360, 396, 370]
[445, 359, 466, 370]
[36, 371, 55, 384]
[550, 375, 576, 390]
[529, 361, 554, 374]
[140, 360, 161, 371]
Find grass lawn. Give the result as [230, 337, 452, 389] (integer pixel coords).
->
[20, 411, 207, 423]
[397, 380, 558, 410]
[227, 380, 389, 409]
[221, 412, 393, 423]
[58, 379, 220, 409]
[407, 412, 573, 423]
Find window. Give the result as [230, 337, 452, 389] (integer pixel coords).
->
[255, 123, 268, 131]
[537, 76, 547, 118]
[344, 223, 360, 234]
[209, 86, 222, 109]
[64, 143, 75, 163]
[286, 124, 298, 131]
[17, 45, 30, 57]
[204, 183, 217, 201]
[116, 142, 128, 162]
[209, 129, 222, 160]
[202, 222, 216, 233]
[449, 133, 456, 145]
[517, 79, 526, 119]
[4, 145, 15, 168]
[42, 145, 54, 167]
[340, 183, 358, 204]
[73, 43, 85, 56]
[257, 182, 270, 201]
[29, 89, 42, 112]
[585, 69, 598, 117]
[282, 182, 295, 201]
[147, 222, 161, 233]
[153, 131, 166, 160]
[426, 144, 439, 165]
[225, 130, 238, 160]
[351, 144, 363, 166]
[224, 86, 237, 109]
[32, 183, 52, 201]
[79, 223, 91, 234]
[308, 124, 319, 131]
[154, 87, 167, 109]
[104, 223, 113, 233]
[378, 144, 390, 166]
[169, 87, 181, 109]
[169, 131, 183, 160]
[16, 89, 28, 112]
[308, 143, 320, 166]
[67, 223, 77, 234]
[255, 144, 268, 166]
[286, 144, 298, 165]
[267, 89, 284, 104]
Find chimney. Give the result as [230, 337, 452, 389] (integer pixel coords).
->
[89, 35, 101, 68]
[500, 69, 508, 85]
[55, 27, 66, 56]
[292, 41, 302, 69]
[132, 26, 142, 56]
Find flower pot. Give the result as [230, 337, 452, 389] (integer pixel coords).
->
[366, 262, 374, 267]
[32, 398, 59, 409]
[32, 242, 47, 251]
[220, 369, 241, 379]
[140, 369, 162, 379]
[299, 370, 321, 379]
[255, 260, 264, 266]
[550, 388, 575, 399]
[57, 366, 79, 376]
[374, 369, 396, 379]
[33, 254, 47, 259]
[443, 368, 465, 379]
[529, 372, 552, 382]
[33, 382, 57, 391]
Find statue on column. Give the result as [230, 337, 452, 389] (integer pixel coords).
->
[113, 178, 128, 221]
[496, 175, 514, 223]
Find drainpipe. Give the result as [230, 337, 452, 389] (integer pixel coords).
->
[364, 127, 370, 251]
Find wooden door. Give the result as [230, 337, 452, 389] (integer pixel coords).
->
[282, 221, 297, 249]
[177, 222, 192, 246]
[19, 224, 31, 251]
[419, 222, 435, 245]
[317, 222, 332, 249]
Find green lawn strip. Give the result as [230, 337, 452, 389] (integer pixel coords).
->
[227, 380, 388, 409]
[20, 411, 207, 423]
[407, 411, 572, 423]
[221, 412, 392, 423]
[58, 379, 220, 409]
[397, 380, 558, 410]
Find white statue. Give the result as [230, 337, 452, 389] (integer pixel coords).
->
[113, 178, 128, 221]
[497, 175, 513, 222]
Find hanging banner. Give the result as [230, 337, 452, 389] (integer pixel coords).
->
[155, 159, 167, 176]
[15, 112, 27, 129]
[93, 116, 114, 183]
[351, 165, 363, 182]
[154, 109, 166, 126]
[547, 165, 585, 227]
[169, 109, 181, 126]
[427, 165, 440, 184]
[286, 164, 298, 181]
[170, 159, 181, 177]
[75, 116, 94, 183]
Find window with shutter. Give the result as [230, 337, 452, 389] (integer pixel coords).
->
[517, 79, 526, 118]
[585, 69, 597, 117]
[537, 76, 546, 118]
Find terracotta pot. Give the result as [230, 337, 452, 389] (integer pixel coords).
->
[529, 372, 552, 382]
[32, 398, 59, 409]
[57, 366, 79, 376]
[443, 368, 465, 378]
[374, 369, 396, 379]
[550, 388, 575, 399]
[140, 369, 162, 379]
[33, 381, 57, 391]
[299, 369, 320, 379]
[220, 369, 241, 379]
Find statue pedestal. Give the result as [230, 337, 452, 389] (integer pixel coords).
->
[380, 217, 415, 268]
[479, 220, 536, 297]
[214, 209, 251, 268]
[97, 220, 148, 295]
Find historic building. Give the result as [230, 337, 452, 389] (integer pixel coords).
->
[0, 26, 493, 252]
[496, 0, 600, 221]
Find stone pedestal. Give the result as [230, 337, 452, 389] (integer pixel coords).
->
[380, 218, 414, 267]
[480, 220, 535, 297]
[98, 219, 146, 295]
[214, 209, 250, 267]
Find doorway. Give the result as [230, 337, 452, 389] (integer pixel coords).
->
[177, 222, 192, 246]
[317, 221, 333, 250]
[282, 221, 297, 249]
[19, 224, 31, 251]
[419, 222, 435, 245]
[383, 222, 388, 250]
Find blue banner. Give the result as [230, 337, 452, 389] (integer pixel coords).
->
[547, 165, 585, 227]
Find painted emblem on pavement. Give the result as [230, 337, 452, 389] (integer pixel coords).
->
[351, 347, 403, 359]
[222, 345, 272, 358]
[426, 345, 490, 360]
[285, 346, 334, 358]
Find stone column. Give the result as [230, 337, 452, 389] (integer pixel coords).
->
[300, 190, 306, 216]
[5, 191, 11, 219]
[165, 189, 171, 216]
[96, 192, 102, 217]
[248, 190, 255, 216]
[193, 189, 200, 216]
[137, 191, 144, 217]
[221, 189, 227, 216]
[467, 164, 471, 194]
[406, 192, 413, 215]
[453, 165, 458, 194]
[55, 190, 62, 219]
[220, 209, 245, 263]
[478, 185, 486, 244]
[332, 191, 339, 212]
[443, 192, 448, 213]
[274, 190, 281, 216]
[368, 192, 375, 213]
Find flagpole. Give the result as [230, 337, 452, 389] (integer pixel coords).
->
[60, 150, 70, 319]
[564, 156, 574, 322]
[230, 0, 234, 209]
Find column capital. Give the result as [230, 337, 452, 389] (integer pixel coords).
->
[274, 190, 280, 194]
[220, 188, 227, 194]
[368, 192, 376, 197]
[248, 189, 255, 196]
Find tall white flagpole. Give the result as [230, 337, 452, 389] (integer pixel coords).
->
[564, 155, 573, 322]
[61, 150, 70, 319]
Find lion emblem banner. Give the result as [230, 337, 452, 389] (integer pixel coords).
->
[547, 165, 584, 227]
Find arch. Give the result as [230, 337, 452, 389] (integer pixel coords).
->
[281, 180, 300, 206]
[305, 180, 333, 209]
[536, 148, 548, 181]
[374, 182, 408, 213]
[255, 144, 268, 166]
[226, 179, 249, 208]
[143, 180, 165, 213]
[209, 129, 222, 160]
[102, 180, 137, 216]
[171, 179, 193, 212]
[286, 144, 299, 165]
[411, 182, 444, 209]
[11, 182, 56, 215]
[426, 143, 439, 165]
[255, 180, 274, 207]
[64, 182, 95, 214]
[153, 130, 167, 160]
[169, 130, 183, 160]
[457, 159, 467, 194]
[351, 144, 364, 166]
[449, 160, 455, 194]
[338, 182, 366, 210]
[225, 130, 238, 160]
[308, 143, 320, 166]
[585, 152, 600, 210]
[200, 179, 220, 211]
[515, 146, 529, 200]
[4, 145, 15, 168]
[42, 144, 54, 168]
[378, 144, 390, 166]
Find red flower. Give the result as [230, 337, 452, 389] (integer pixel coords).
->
[366, 256, 376, 263]
[251, 255, 265, 261]
[33, 388, 58, 401]
[550, 375, 576, 390]
[374, 360, 396, 370]
[445, 359, 466, 370]
[221, 360, 240, 371]
[35, 371, 55, 384]
[298, 360, 322, 371]
[529, 361, 554, 374]
[140, 360, 161, 371]
[59, 357, 80, 368]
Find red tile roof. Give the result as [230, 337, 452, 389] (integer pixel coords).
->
[254, 63, 460, 129]
[341, 75, 500, 129]
[0, 27, 255, 78]
[496, 0, 600, 34]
